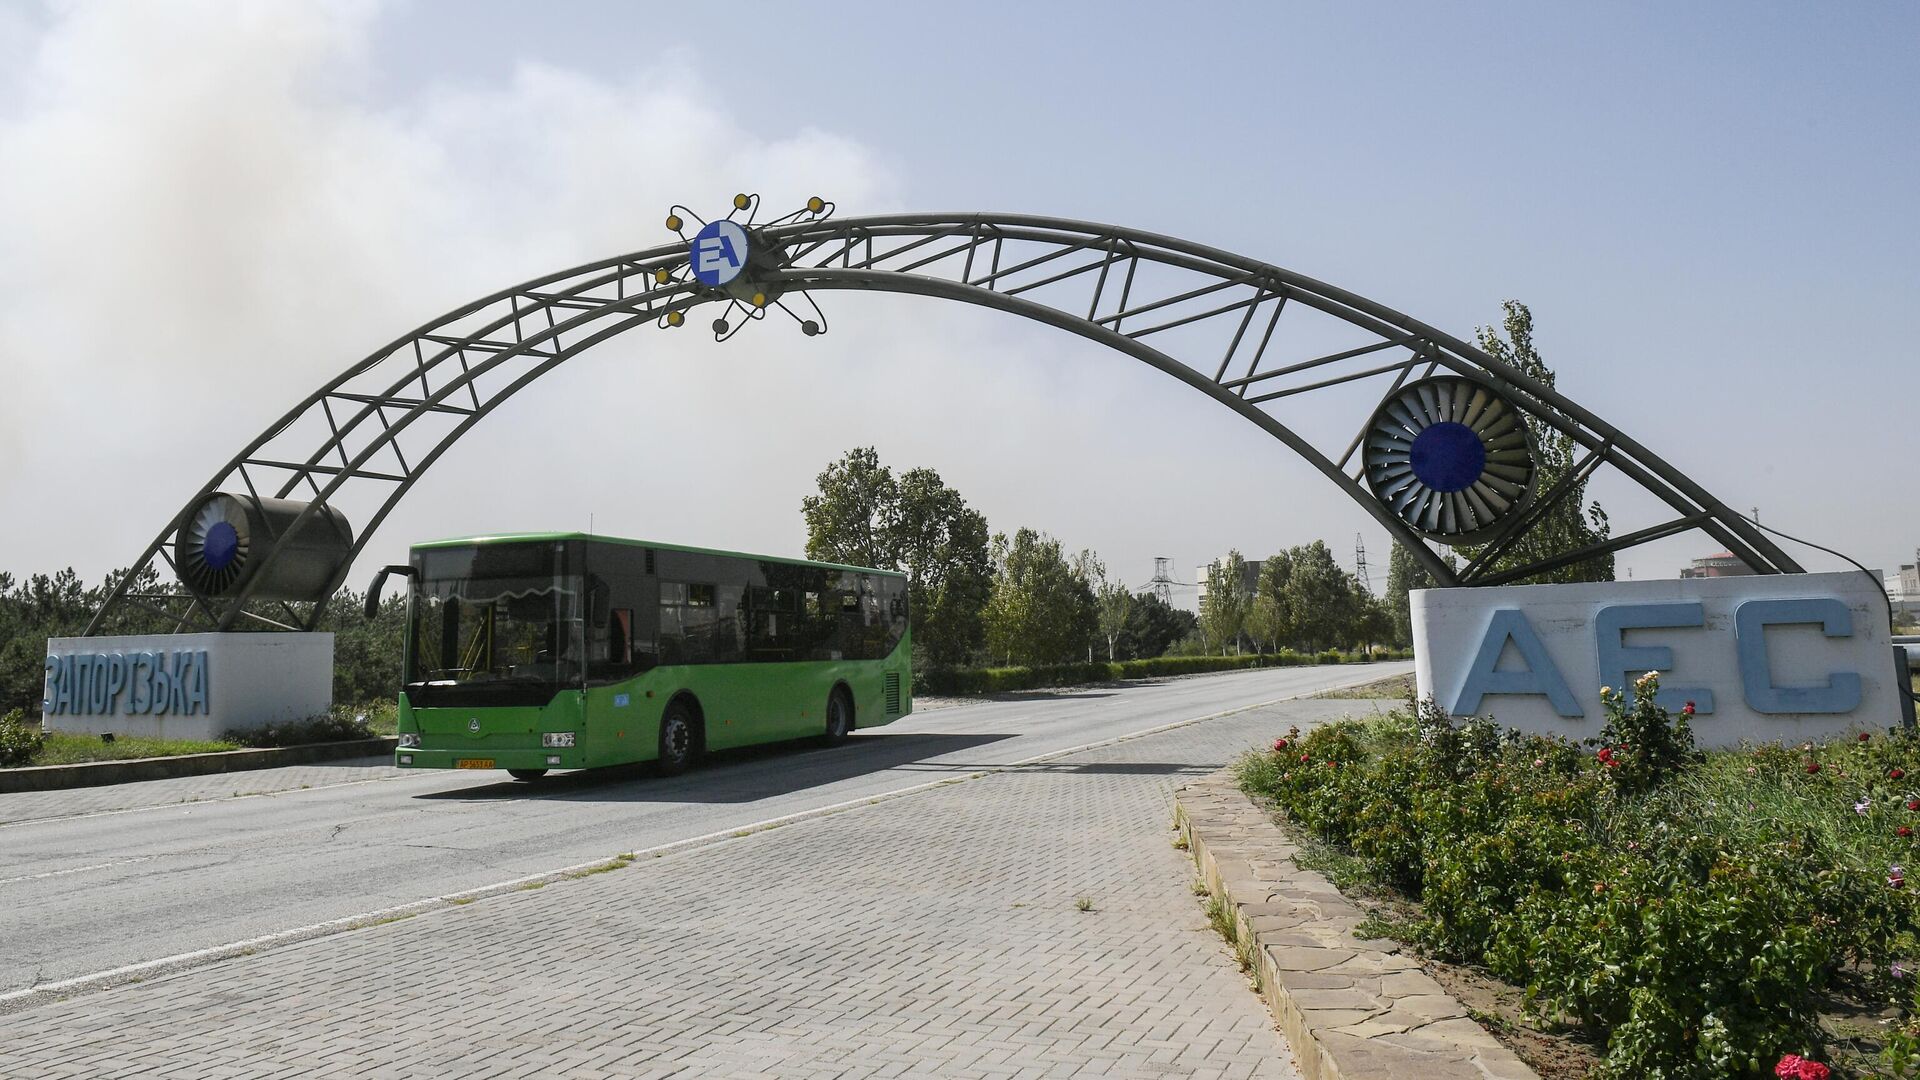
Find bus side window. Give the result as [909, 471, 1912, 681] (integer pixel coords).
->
[658, 602, 686, 665]
[611, 609, 632, 666]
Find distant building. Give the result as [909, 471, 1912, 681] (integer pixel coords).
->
[1195, 554, 1266, 612]
[1680, 552, 1755, 579]
[1889, 550, 1920, 619]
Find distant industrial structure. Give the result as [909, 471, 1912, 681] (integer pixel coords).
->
[1194, 554, 1268, 612]
[1679, 545, 1917, 619]
[1679, 551, 1757, 579]
[1890, 549, 1920, 619]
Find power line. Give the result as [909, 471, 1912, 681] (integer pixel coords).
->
[1147, 557, 1195, 606]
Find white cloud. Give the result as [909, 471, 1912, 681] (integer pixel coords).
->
[0, 0, 1394, 604]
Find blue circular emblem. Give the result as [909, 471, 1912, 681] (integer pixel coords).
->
[204, 520, 240, 570]
[1409, 421, 1487, 493]
[690, 220, 750, 287]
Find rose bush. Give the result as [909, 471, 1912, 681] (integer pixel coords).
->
[1237, 684, 1920, 1079]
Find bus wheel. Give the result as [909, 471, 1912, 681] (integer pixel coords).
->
[658, 700, 699, 776]
[823, 688, 853, 747]
[507, 768, 548, 781]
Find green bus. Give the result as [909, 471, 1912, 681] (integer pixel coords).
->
[368, 533, 913, 779]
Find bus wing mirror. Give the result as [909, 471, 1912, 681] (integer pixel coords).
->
[365, 565, 418, 620]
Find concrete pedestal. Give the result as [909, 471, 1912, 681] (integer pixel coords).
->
[42, 632, 334, 742]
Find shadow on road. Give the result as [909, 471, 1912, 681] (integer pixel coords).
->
[411, 731, 1019, 805]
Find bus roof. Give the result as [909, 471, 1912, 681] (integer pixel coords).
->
[411, 532, 906, 579]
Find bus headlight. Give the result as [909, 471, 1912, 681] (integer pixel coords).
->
[397, 733, 421, 748]
[541, 732, 576, 748]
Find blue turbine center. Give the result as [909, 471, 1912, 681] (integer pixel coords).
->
[204, 521, 240, 570]
[1409, 422, 1486, 493]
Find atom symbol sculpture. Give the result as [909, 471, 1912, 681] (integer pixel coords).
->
[656, 192, 835, 342]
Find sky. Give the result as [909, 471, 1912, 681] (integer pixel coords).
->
[0, 0, 1914, 609]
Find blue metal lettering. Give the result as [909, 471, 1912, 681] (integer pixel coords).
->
[127, 653, 146, 714]
[1595, 603, 1713, 714]
[186, 650, 209, 715]
[1453, 609, 1584, 717]
[169, 652, 190, 715]
[104, 654, 126, 716]
[43, 655, 59, 714]
[151, 654, 172, 717]
[1735, 598, 1862, 714]
[78, 655, 97, 715]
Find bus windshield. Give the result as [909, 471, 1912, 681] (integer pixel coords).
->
[405, 542, 583, 707]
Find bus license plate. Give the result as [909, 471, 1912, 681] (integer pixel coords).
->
[456, 758, 495, 769]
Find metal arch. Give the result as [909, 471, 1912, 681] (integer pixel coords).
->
[85, 211, 1798, 635]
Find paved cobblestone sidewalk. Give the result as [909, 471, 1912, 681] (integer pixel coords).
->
[0, 700, 1364, 1079]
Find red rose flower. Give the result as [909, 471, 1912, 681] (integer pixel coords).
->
[1683, 701, 1696, 716]
[1806, 762, 1821, 774]
[1910, 800, 1920, 812]
[1300, 753, 1310, 763]
[1272, 738, 1289, 752]
[1894, 768, 1907, 781]
[1776, 1055, 1831, 1080]
[1861, 732, 1873, 742]
[1900, 826, 1913, 838]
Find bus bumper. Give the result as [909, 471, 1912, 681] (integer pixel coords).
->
[394, 747, 585, 771]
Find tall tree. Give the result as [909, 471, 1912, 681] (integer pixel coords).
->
[1384, 542, 1437, 648]
[801, 447, 992, 667]
[1280, 541, 1355, 652]
[1466, 302, 1613, 583]
[1243, 552, 1293, 654]
[981, 529, 1098, 666]
[1115, 590, 1195, 660]
[1199, 551, 1250, 656]
[799, 447, 894, 570]
[1081, 554, 1133, 663]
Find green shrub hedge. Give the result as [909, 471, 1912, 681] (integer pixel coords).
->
[1238, 681, 1920, 1078]
[917, 649, 1413, 696]
[0, 708, 45, 767]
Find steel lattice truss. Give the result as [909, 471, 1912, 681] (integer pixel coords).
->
[87, 211, 1801, 636]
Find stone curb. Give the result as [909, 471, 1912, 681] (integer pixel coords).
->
[0, 737, 397, 793]
[1175, 770, 1538, 1080]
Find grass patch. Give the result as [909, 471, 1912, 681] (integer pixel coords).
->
[1074, 895, 1095, 912]
[1202, 895, 1254, 973]
[227, 703, 390, 748]
[358, 912, 416, 928]
[0, 698, 401, 769]
[1312, 671, 1416, 701]
[919, 648, 1413, 696]
[31, 731, 240, 765]
[567, 853, 636, 878]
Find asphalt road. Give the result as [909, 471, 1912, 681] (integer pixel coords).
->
[0, 663, 1406, 998]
